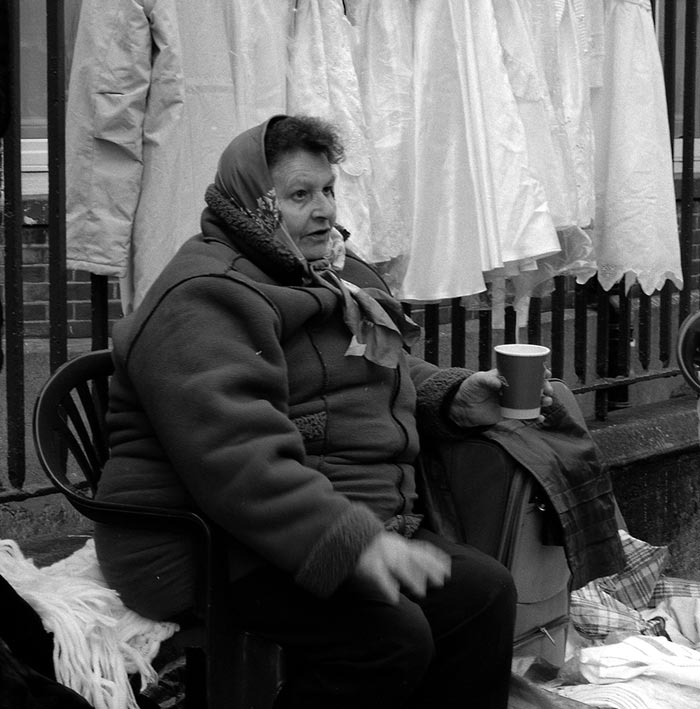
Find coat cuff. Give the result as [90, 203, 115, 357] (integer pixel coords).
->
[294, 505, 384, 598]
[415, 367, 473, 440]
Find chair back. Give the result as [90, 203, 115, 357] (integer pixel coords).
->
[33, 349, 208, 531]
[32, 349, 114, 518]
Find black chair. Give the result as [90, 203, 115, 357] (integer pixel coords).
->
[32, 349, 284, 709]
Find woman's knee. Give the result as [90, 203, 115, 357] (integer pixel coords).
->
[462, 548, 515, 598]
[490, 558, 517, 611]
[372, 597, 435, 679]
[480, 558, 517, 629]
[444, 550, 517, 633]
[286, 598, 435, 707]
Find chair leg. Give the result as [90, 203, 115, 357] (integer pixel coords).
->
[208, 632, 284, 709]
[185, 646, 207, 709]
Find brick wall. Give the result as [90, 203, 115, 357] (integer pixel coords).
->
[1, 197, 123, 338]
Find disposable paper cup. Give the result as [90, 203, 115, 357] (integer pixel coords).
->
[494, 344, 550, 420]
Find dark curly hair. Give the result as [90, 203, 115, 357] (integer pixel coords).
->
[264, 115, 345, 169]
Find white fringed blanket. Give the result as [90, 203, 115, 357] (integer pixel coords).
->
[0, 538, 179, 709]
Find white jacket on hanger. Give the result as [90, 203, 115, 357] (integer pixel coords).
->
[66, 0, 287, 311]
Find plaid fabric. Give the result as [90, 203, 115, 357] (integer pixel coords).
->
[598, 530, 669, 610]
[570, 531, 700, 640]
[570, 582, 649, 639]
[651, 577, 700, 606]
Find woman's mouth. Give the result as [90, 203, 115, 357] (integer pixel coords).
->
[305, 229, 330, 241]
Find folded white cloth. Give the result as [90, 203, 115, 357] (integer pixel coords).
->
[0, 538, 179, 709]
[641, 597, 700, 649]
[578, 635, 700, 689]
[555, 676, 700, 709]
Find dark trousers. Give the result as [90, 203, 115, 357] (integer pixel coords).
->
[229, 529, 517, 709]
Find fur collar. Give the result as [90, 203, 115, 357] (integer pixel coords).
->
[203, 183, 308, 285]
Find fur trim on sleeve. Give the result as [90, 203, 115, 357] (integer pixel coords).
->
[415, 367, 472, 440]
[294, 505, 384, 598]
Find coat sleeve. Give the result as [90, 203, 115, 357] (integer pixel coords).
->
[122, 275, 383, 598]
[66, 0, 184, 278]
[405, 354, 476, 440]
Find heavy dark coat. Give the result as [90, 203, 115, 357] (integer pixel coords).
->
[95, 198, 469, 620]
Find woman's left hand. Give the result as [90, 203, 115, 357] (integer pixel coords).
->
[449, 368, 554, 428]
[449, 370, 503, 428]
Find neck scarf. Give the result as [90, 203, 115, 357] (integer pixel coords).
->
[211, 117, 420, 368]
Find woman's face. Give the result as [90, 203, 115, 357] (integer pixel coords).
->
[270, 149, 337, 261]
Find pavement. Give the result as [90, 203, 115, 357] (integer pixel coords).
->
[16, 531, 93, 567]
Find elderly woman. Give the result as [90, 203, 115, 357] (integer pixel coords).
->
[95, 115, 540, 708]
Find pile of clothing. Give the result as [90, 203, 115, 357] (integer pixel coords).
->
[3, 529, 698, 709]
[524, 530, 700, 708]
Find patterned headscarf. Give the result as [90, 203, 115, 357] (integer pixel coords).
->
[211, 116, 420, 368]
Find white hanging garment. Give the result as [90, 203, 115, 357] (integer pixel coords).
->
[492, 0, 578, 229]
[130, 0, 256, 310]
[587, 0, 607, 91]
[66, 0, 239, 311]
[223, 0, 288, 136]
[287, 0, 374, 261]
[400, 0, 486, 301]
[344, 0, 414, 290]
[400, 0, 559, 302]
[484, 0, 602, 314]
[520, 0, 596, 228]
[591, 0, 682, 294]
[560, 0, 597, 227]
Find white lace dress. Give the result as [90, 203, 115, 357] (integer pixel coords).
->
[520, 0, 596, 229]
[491, 0, 599, 297]
[286, 0, 374, 261]
[223, 0, 288, 136]
[399, 0, 559, 302]
[344, 0, 414, 287]
[591, 0, 682, 294]
[492, 0, 577, 230]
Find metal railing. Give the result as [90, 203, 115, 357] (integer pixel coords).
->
[1, 0, 699, 499]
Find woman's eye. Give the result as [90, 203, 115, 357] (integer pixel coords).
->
[293, 190, 307, 200]
[324, 186, 335, 198]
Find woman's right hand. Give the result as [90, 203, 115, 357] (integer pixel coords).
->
[351, 532, 451, 604]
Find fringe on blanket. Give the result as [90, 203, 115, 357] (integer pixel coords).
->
[0, 539, 179, 709]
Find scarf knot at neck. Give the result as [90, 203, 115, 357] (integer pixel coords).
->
[309, 266, 420, 368]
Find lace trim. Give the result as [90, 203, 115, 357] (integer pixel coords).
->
[384, 513, 423, 539]
[242, 188, 281, 235]
[290, 411, 327, 442]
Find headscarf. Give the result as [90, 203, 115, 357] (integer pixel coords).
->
[208, 116, 420, 368]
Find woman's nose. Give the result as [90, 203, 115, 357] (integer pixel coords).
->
[311, 192, 335, 219]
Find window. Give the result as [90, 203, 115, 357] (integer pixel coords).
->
[20, 0, 82, 174]
[20, 0, 46, 171]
